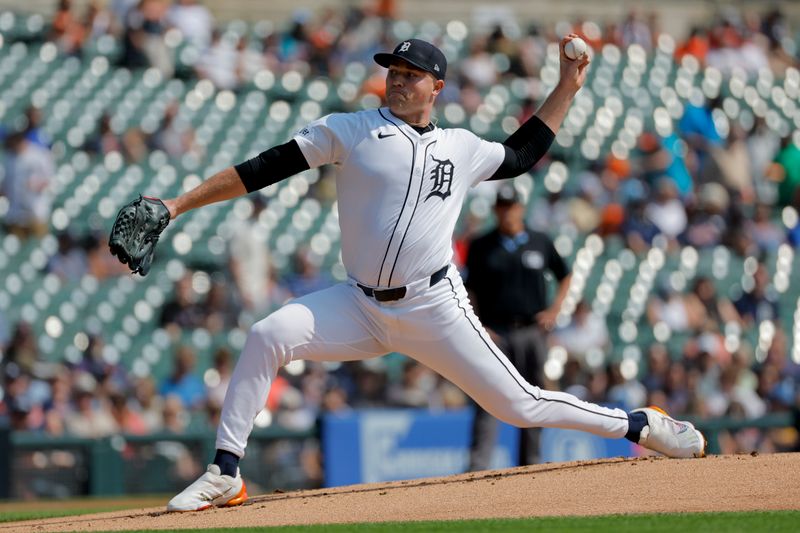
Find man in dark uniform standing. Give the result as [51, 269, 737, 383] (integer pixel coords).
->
[466, 183, 572, 469]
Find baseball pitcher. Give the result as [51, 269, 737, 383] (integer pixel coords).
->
[110, 35, 705, 512]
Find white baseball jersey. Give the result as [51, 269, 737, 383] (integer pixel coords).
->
[293, 107, 505, 287]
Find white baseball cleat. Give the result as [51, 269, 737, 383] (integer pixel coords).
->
[632, 406, 706, 458]
[167, 464, 248, 512]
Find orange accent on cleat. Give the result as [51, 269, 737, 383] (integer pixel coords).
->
[649, 405, 669, 416]
[223, 480, 248, 507]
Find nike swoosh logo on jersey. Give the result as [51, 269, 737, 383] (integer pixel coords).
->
[378, 132, 396, 139]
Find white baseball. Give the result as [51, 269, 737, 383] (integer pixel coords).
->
[564, 37, 588, 60]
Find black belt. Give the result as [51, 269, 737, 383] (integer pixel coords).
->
[358, 265, 448, 302]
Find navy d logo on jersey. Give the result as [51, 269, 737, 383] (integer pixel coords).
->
[425, 157, 454, 201]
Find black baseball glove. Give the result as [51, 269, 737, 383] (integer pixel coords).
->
[109, 195, 171, 276]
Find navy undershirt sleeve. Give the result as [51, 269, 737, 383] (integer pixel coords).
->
[488, 115, 556, 181]
[234, 140, 311, 193]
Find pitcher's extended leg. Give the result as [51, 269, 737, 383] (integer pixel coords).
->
[397, 273, 704, 456]
[397, 276, 629, 439]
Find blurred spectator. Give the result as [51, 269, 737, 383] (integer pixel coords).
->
[321, 385, 351, 413]
[703, 124, 754, 203]
[452, 212, 483, 269]
[22, 106, 52, 149]
[637, 132, 693, 197]
[120, 127, 150, 163]
[42, 366, 73, 436]
[0, 310, 9, 349]
[460, 37, 498, 89]
[1, 131, 55, 239]
[110, 0, 140, 31]
[350, 363, 388, 408]
[528, 191, 571, 234]
[133, 376, 164, 432]
[704, 364, 765, 419]
[769, 134, 800, 208]
[663, 361, 693, 416]
[202, 278, 238, 332]
[8, 396, 35, 431]
[162, 394, 190, 433]
[160, 345, 206, 410]
[86, 232, 130, 279]
[487, 25, 523, 78]
[229, 196, 272, 311]
[74, 333, 129, 393]
[205, 348, 233, 408]
[110, 390, 149, 435]
[5, 322, 40, 374]
[606, 362, 647, 410]
[86, 0, 115, 40]
[552, 301, 609, 360]
[166, 0, 213, 49]
[51, 0, 88, 56]
[745, 203, 784, 253]
[620, 9, 653, 51]
[517, 24, 547, 78]
[64, 373, 118, 438]
[746, 117, 781, 201]
[676, 26, 710, 64]
[4, 363, 49, 431]
[120, 0, 173, 77]
[734, 262, 779, 326]
[85, 114, 123, 155]
[679, 93, 723, 165]
[642, 344, 671, 391]
[647, 282, 697, 334]
[387, 360, 437, 408]
[235, 34, 269, 87]
[194, 30, 239, 90]
[684, 182, 730, 250]
[705, 12, 770, 75]
[621, 199, 659, 254]
[457, 79, 483, 116]
[644, 178, 687, 247]
[662, 134, 695, 198]
[160, 272, 205, 330]
[567, 174, 602, 233]
[278, 12, 312, 68]
[274, 386, 315, 431]
[684, 276, 739, 332]
[46, 232, 89, 282]
[149, 102, 201, 159]
[283, 247, 334, 298]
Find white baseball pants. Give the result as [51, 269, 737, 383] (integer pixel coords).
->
[216, 264, 629, 457]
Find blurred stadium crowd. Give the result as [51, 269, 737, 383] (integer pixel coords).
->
[0, 0, 799, 470]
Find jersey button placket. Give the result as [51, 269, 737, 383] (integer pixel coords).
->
[414, 168, 422, 206]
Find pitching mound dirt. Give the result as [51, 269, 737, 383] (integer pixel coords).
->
[5, 453, 800, 532]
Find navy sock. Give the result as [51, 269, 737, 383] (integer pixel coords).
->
[625, 411, 648, 443]
[213, 449, 240, 477]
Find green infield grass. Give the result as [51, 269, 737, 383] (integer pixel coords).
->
[0, 508, 797, 532]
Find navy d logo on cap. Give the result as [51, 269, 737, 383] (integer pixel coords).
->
[374, 39, 447, 80]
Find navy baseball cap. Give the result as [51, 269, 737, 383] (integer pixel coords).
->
[374, 39, 447, 80]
